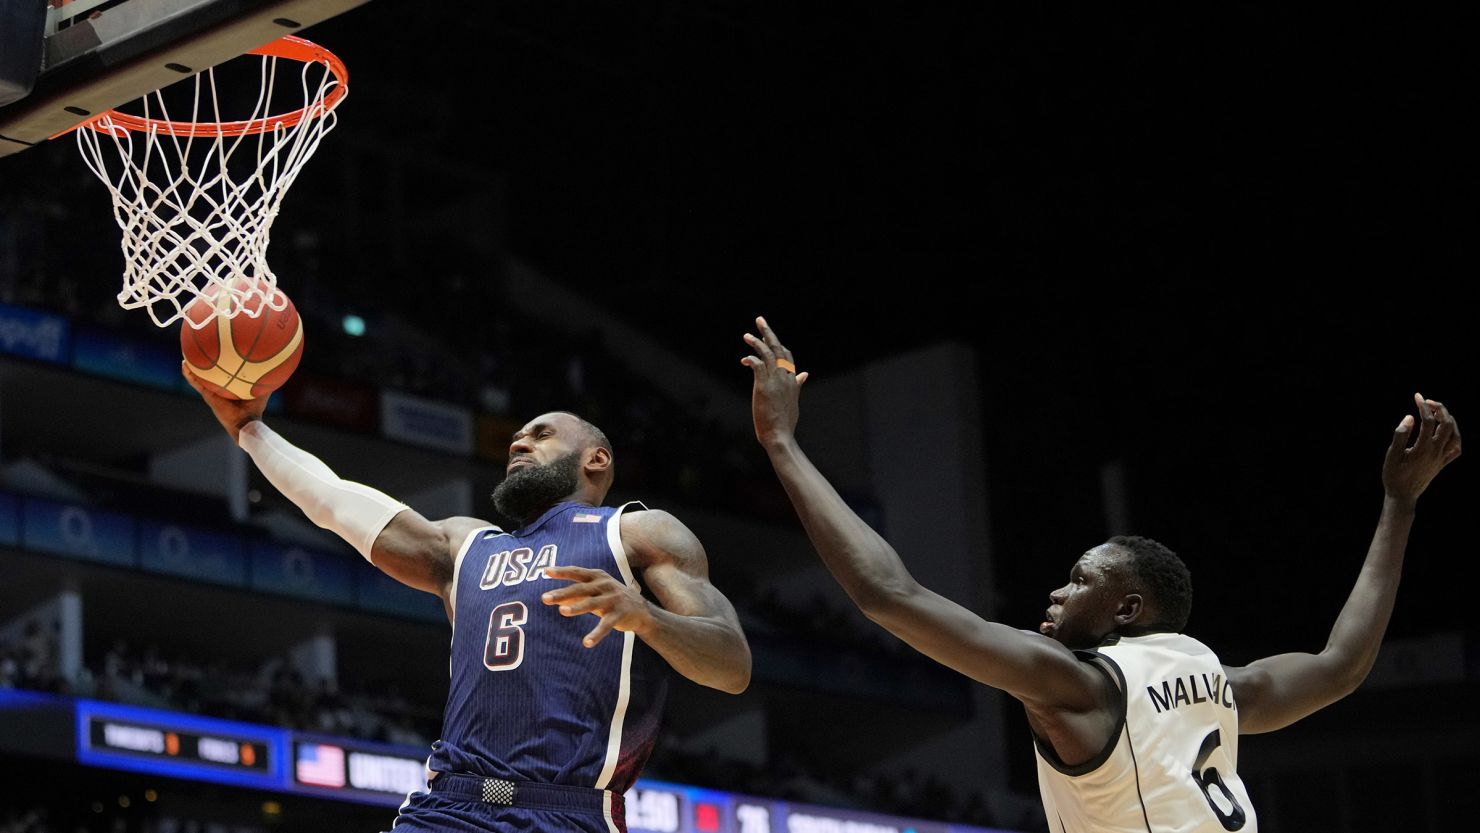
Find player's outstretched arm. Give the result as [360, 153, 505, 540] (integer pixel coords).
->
[540, 510, 751, 693]
[182, 363, 479, 605]
[1225, 395, 1461, 734]
[739, 319, 1105, 715]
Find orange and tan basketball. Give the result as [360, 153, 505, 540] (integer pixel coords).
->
[181, 280, 304, 400]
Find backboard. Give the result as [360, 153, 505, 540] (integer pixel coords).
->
[0, 0, 369, 158]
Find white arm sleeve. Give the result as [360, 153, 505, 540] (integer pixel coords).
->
[237, 421, 408, 562]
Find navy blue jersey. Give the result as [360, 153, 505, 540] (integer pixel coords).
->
[427, 501, 668, 794]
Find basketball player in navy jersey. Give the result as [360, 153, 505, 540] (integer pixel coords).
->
[183, 366, 751, 833]
[740, 318, 1460, 832]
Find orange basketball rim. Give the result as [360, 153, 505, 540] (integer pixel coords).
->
[78, 35, 348, 138]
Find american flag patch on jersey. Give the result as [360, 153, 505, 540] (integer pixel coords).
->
[572, 513, 602, 523]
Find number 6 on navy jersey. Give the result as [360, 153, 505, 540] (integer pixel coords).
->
[484, 601, 529, 671]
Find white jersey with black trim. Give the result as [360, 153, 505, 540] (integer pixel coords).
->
[1033, 632, 1257, 833]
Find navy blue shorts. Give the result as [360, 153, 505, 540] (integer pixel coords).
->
[389, 774, 625, 833]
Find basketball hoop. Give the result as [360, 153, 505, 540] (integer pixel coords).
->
[75, 36, 347, 329]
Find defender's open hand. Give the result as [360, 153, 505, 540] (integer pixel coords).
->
[742, 316, 809, 450]
[1383, 393, 1461, 507]
[542, 566, 654, 648]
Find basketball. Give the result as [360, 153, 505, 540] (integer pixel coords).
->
[180, 279, 305, 400]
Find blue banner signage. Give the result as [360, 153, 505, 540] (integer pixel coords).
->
[21, 497, 135, 567]
[381, 390, 474, 455]
[357, 569, 445, 623]
[0, 491, 18, 545]
[138, 520, 247, 587]
[71, 326, 183, 392]
[249, 541, 357, 605]
[13, 497, 435, 621]
[0, 303, 69, 364]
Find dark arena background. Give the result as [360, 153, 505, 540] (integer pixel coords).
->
[0, 3, 1472, 832]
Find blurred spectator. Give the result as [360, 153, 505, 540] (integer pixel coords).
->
[0, 636, 440, 748]
[0, 622, 65, 694]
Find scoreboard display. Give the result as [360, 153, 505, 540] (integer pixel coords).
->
[76, 700, 284, 791]
[88, 718, 271, 771]
[0, 695, 1012, 833]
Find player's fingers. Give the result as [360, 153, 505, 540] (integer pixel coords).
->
[557, 595, 607, 616]
[540, 583, 600, 604]
[1387, 415, 1414, 461]
[180, 361, 205, 391]
[1438, 403, 1459, 440]
[743, 332, 776, 366]
[756, 316, 794, 363]
[540, 588, 584, 606]
[544, 566, 599, 582]
[1412, 393, 1435, 450]
[1433, 420, 1452, 450]
[755, 316, 782, 350]
[1430, 400, 1456, 446]
[582, 615, 619, 648]
[797, 371, 810, 385]
[1439, 403, 1462, 462]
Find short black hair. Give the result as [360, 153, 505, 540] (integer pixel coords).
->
[1107, 535, 1192, 632]
[556, 412, 612, 454]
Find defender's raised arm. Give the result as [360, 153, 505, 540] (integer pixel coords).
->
[1225, 394, 1460, 734]
[740, 318, 1108, 723]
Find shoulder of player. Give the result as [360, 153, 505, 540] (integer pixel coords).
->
[1035, 643, 1123, 709]
[1020, 645, 1123, 748]
[619, 508, 704, 568]
[436, 516, 503, 552]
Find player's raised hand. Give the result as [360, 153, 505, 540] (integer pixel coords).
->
[742, 316, 809, 450]
[181, 361, 270, 443]
[1382, 393, 1461, 507]
[542, 566, 654, 648]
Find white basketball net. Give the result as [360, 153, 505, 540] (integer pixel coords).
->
[76, 46, 344, 328]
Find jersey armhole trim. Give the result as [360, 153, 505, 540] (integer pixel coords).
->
[606, 501, 646, 587]
[448, 525, 502, 624]
[1030, 649, 1128, 778]
[594, 501, 644, 791]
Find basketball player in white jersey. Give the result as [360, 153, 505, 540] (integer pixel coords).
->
[740, 317, 1460, 833]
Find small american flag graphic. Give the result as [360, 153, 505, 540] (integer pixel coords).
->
[295, 743, 346, 787]
[572, 513, 602, 523]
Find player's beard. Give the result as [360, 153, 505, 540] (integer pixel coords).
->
[492, 450, 583, 527]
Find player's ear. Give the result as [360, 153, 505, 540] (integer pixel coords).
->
[1115, 593, 1144, 626]
[584, 446, 612, 475]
